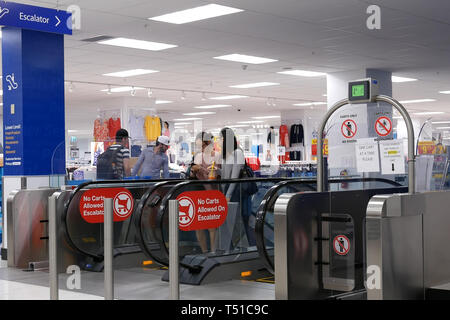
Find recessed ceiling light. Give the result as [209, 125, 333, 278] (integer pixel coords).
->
[149, 4, 244, 24]
[237, 120, 265, 124]
[155, 100, 173, 104]
[214, 54, 278, 64]
[209, 95, 249, 100]
[103, 69, 159, 77]
[98, 37, 177, 51]
[194, 105, 232, 109]
[252, 115, 281, 119]
[183, 111, 216, 116]
[277, 69, 326, 77]
[293, 102, 327, 106]
[173, 117, 203, 121]
[400, 99, 436, 104]
[412, 111, 444, 115]
[100, 86, 145, 93]
[230, 82, 280, 89]
[392, 76, 417, 83]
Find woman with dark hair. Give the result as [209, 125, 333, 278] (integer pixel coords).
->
[218, 127, 255, 249]
[163, 121, 170, 137]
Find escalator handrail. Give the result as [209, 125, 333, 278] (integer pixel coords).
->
[254, 177, 403, 274]
[152, 177, 307, 265]
[134, 180, 185, 266]
[62, 178, 180, 261]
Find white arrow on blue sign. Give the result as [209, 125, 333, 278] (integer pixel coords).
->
[0, 1, 72, 35]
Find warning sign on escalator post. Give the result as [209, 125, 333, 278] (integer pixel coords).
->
[333, 235, 350, 256]
[79, 188, 134, 224]
[176, 190, 228, 231]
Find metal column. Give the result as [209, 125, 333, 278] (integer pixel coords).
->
[104, 198, 114, 300]
[169, 200, 179, 300]
[48, 194, 58, 300]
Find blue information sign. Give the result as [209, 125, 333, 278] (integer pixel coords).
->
[0, 1, 72, 35]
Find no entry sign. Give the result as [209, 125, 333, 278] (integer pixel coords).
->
[176, 190, 228, 231]
[333, 235, 350, 256]
[375, 116, 392, 137]
[79, 188, 134, 224]
[341, 119, 357, 139]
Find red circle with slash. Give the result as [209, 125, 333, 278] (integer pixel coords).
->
[333, 235, 350, 256]
[375, 116, 392, 137]
[341, 119, 357, 139]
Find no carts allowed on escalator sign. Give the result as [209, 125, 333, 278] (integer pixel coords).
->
[79, 188, 134, 224]
[177, 190, 228, 231]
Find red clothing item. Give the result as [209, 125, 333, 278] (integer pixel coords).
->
[246, 157, 261, 171]
[279, 125, 289, 147]
[108, 117, 122, 140]
[94, 119, 109, 142]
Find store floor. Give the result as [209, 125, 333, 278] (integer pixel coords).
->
[0, 261, 275, 300]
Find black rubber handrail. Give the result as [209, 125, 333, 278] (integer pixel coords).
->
[134, 180, 184, 266]
[149, 177, 302, 266]
[62, 179, 181, 261]
[254, 177, 403, 274]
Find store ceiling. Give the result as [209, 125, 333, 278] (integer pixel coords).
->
[4, 0, 450, 133]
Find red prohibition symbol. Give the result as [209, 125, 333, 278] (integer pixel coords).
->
[341, 119, 357, 139]
[375, 116, 392, 137]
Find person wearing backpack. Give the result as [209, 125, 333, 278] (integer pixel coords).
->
[96, 129, 131, 180]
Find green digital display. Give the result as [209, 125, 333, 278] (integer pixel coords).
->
[352, 84, 365, 97]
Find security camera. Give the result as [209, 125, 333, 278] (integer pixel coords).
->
[237, 108, 242, 112]
[242, 64, 248, 71]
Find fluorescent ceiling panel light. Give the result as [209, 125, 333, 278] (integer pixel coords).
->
[183, 112, 216, 116]
[237, 121, 265, 124]
[194, 105, 232, 109]
[173, 118, 203, 121]
[101, 86, 145, 93]
[214, 54, 277, 64]
[98, 37, 177, 51]
[439, 91, 450, 94]
[399, 99, 436, 104]
[230, 82, 280, 89]
[174, 122, 192, 125]
[436, 127, 450, 130]
[252, 115, 281, 119]
[155, 100, 173, 104]
[392, 76, 417, 83]
[103, 69, 159, 77]
[149, 4, 243, 24]
[432, 121, 450, 124]
[68, 130, 78, 133]
[277, 70, 326, 77]
[412, 111, 444, 115]
[293, 102, 327, 106]
[209, 95, 249, 100]
[228, 125, 250, 128]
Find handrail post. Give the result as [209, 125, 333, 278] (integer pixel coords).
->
[169, 200, 180, 300]
[104, 198, 114, 300]
[49, 194, 58, 300]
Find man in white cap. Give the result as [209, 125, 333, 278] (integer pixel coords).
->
[131, 136, 171, 179]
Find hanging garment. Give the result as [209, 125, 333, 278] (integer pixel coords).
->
[290, 124, 305, 146]
[93, 119, 109, 142]
[279, 125, 290, 147]
[128, 114, 145, 140]
[246, 156, 261, 171]
[144, 116, 162, 142]
[108, 117, 122, 140]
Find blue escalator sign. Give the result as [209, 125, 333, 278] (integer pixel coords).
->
[0, 1, 72, 35]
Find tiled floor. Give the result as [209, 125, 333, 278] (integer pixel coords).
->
[0, 260, 275, 300]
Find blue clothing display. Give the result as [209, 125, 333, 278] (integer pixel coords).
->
[131, 148, 169, 179]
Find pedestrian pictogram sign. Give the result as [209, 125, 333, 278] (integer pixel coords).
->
[341, 119, 357, 139]
[375, 116, 392, 137]
[333, 235, 350, 256]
